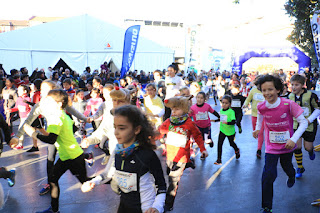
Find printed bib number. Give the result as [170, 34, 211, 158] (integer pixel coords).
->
[231, 100, 241, 108]
[196, 112, 208, 121]
[269, 131, 290, 144]
[166, 131, 187, 148]
[113, 170, 137, 193]
[18, 105, 26, 112]
[254, 93, 265, 101]
[301, 107, 309, 117]
[3, 94, 9, 100]
[220, 114, 228, 122]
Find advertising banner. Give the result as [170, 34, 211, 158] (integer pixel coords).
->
[120, 25, 140, 78]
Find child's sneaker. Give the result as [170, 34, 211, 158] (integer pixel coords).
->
[295, 167, 305, 178]
[214, 159, 222, 165]
[27, 146, 39, 152]
[287, 176, 295, 188]
[262, 207, 272, 213]
[205, 139, 214, 148]
[185, 158, 196, 169]
[235, 149, 240, 159]
[13, 144, 23, 150]
[7, 168, 15, 187]
[39, 184, 51, 195]
[164, 205, 173, 212]
[309, 151, 315, 160]
[36, 206, 60, 213]
[85, 152, 94, 167]
[256, 150, 262, 159]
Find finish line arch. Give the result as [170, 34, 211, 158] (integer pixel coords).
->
[232, 46, 311, 74]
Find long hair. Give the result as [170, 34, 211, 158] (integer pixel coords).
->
[114, 105, 156, 150]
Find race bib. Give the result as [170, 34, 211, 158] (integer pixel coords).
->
[196, 112, 208, 121]
[220, 114, 228, 122]
[166, 131, 187, 148]
[301, 107, 309, 117]
[18, 105, 26, 112]
[269, 131, 290, 144]
[254, 93, 265, 101]
[113, 170, 137, 193]
[231, 100, 241, 108]
[3, 94, 9, 100]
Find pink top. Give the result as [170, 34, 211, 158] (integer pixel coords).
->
[257, 98, 303, 154]
[84, 97, 103, 120]
[11, 95, 31, 119]
[190, 103, 215, 128]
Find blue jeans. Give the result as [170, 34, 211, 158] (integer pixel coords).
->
[262, 152, 295, 209]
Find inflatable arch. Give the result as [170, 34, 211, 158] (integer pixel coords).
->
[232, 46, 311, 74]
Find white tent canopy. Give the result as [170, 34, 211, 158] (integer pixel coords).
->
[0, 14, 174, 74]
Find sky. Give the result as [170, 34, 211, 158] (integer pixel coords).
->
[0, 0, 294, 48]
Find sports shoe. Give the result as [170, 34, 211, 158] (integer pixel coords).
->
[101, 155, 110, 165]
[185, 158, 196, 169]
[256, 150, 262, 159]
[309, 151, 315, 160]
[295, 167, 305, 178]
[39, 184, 51, 195]
[164, 205, 173, 212]
[235, 149, 240, 159]
[85, 152, 94, 167]
[287, 176, 295, 188]
[7, 168, 15, 187]
[13, 144, 23, 150]
[214, 159, 222, 165]
[238, 127, 242, 134]
[27, 146, 39, 152]
[36, 206, 60, 213]
[262, 207, 272, 212]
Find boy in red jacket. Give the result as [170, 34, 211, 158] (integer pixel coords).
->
[159, 96, 208, 212]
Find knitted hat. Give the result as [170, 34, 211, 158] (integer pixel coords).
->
[164, 96, 190, 114]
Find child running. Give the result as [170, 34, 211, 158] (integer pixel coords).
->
[159, 96, 208, 211]
[213, 95, 240, 165]
[23, 89, 89, 213]
[144, 83, 165, 128]
[231, 85, 246, 134]
[7, 85, 31, 149]
[288, 74, 320, 178]
[72, 89, 87, 138]
[253, 75, 308, 213]
[243, 76, 265, 158]
[81, 105, 166, 213]
[84, 88, 103, 131]
[25, 79, 45, 152]
[10, 80, 89, 195]
[190, 91, 219, 148]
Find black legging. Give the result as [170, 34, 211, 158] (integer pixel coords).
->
[46, 144, 91, 185]
[49, 154, 88, 212]
[217, 131, 239, 161]
[0, 167, 11, 179]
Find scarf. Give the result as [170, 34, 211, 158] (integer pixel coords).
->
[170, 113, 189, 125]
[115, 141, 139, 158]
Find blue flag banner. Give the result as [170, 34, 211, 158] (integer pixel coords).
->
[311, 11, 320, 68]
[120, 25, 141, 78]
